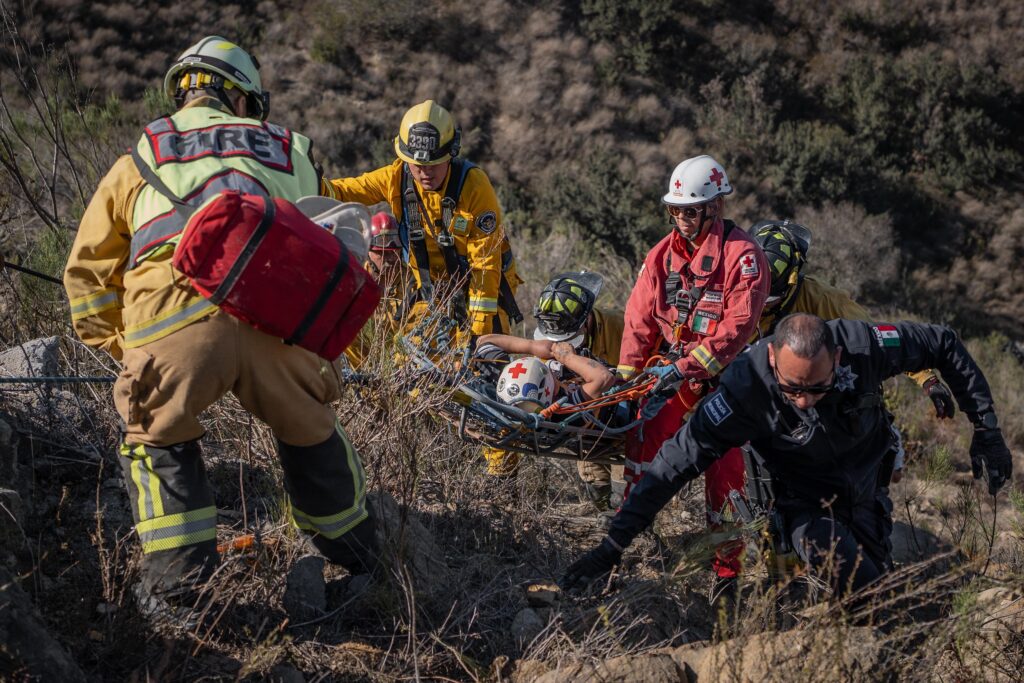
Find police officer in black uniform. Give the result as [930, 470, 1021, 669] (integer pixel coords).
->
[560, 313, 1013, 596]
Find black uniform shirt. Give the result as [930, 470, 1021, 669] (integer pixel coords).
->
[608, 319, 995, 549]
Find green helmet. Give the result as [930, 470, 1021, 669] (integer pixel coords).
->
[164, 36, 270, 120]
[750, 220, 812, 305]
[533, 271, 604, 345]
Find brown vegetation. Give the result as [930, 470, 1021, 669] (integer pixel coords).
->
[2, 0, 1023, 680]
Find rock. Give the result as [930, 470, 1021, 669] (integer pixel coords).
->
[0, 567, 86, 682]
[524, 580, 560, 607]
[0, 336, 60, 378]
[0, 414, 16, 483]
[534, 654, 684, 683]
[268, 664, 306, 683]
[975, 587, 1024, 635]
[890, 521, 950, 564]
[674, 625, 880, 681]
[0, 488, 26, 562]
[369, 492, 451, 601]
[510, 607, 545, 646]
[283, 555, 326, 623]
[511, 658, 552, 683]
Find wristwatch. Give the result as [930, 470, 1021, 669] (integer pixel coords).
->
[971, 411, 998, 430]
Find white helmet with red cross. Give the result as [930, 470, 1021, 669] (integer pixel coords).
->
[496, 356, 557, 409]
[662, 155, 733, 206]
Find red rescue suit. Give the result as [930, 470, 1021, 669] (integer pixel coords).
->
[620, 218, 769, 577]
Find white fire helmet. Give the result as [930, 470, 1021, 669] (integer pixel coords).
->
[496, 356, 558, 409]
[662, 155, 733, 206]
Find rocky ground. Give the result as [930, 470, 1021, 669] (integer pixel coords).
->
[1, 333, 1023, 682]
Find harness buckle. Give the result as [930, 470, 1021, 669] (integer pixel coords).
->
[437, 230, 455, 248]
[409, 227, 425, 242]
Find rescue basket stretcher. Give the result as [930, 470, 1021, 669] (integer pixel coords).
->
[433, 372, 667, 464]
[396, 313, 656, 464]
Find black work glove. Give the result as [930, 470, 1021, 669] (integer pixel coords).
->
[558, 537, 623, 592]
[923, 377, 955, 419]
[969, 428, 1012, 495]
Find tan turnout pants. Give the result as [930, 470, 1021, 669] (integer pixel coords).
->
[115, 310, 342, 447]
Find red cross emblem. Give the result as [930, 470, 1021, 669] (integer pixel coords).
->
[508, 362, 527, 378]
[742, 254, 754, 269]
[709, 168, 724, 187]
[674, 179, 682, 189]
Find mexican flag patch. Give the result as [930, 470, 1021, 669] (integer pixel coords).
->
[692, 310, 719, 335]
[872, 325, 900, 348]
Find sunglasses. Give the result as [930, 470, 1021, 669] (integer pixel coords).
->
[772, 362, 836, 396]
[666, 205, 703, 220]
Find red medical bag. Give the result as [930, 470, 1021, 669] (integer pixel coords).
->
[173, 191, 381, 361]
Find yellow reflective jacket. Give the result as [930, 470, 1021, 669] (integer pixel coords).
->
[65, 99, 321, 359]
[325, 159, 521, 335]
[756, 276, 938, 389]
[589, 307, 625, 367]
[343, 262, 414, 368]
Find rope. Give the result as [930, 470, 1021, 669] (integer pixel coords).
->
[0, 255, 63, 285]
[538, 354, 672, 419]
[0, 375, 115, 384]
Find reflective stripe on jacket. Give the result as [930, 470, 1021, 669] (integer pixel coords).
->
[130, 102, 318, 267]
[65, 98, 322, 357]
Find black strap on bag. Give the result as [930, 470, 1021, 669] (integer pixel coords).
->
[131, 146, 195, 218]
[209, 195, 277, 305]
[288, 232, 353, 346]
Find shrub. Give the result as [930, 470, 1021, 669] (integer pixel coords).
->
[793, 201, 899, 304]
[532, 146, 663, 263]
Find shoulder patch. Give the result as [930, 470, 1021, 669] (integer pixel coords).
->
[704, 392, 733, 426]
[475, 210, 497, 234]
[871, 325, 900, 348]
[739, 251, 759, 278]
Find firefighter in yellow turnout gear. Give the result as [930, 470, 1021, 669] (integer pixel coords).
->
[64, 37, 376, 616]
[324, 100, 522, 338]
[477, 273, 624, 497]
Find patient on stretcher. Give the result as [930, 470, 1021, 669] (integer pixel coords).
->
[474, 336, 631, 432]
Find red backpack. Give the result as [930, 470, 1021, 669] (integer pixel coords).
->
[172, 190, 381, 361]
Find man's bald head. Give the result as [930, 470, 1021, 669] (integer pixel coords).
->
[771, 313, 835, 358]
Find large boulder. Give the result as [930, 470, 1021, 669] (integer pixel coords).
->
[533, 654, 685, 683]
[370, 492, 451, 601]
[673, 625, 881, 682]
[283, 555, 327, 623]
[0, 567, 86, 682]
[0, 337, 60, 379]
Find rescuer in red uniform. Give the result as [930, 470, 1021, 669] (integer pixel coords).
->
[618, 155, 769, 582]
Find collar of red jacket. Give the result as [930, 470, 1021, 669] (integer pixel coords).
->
[669, 218, 725, 277]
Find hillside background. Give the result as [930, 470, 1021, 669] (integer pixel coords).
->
[2, 1, 1024, 681]
[5, 0, 1024, 337]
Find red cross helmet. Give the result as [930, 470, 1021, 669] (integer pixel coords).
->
[496, 356, 557, 410]
[663, 155, 733, 206]
[370, 211, 401, 251]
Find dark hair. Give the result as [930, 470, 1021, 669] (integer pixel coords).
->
[771, 313, 835, 359]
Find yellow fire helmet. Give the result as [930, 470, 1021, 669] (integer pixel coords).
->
[164, 36, 270, 120]
[394, 100, 461, 166]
